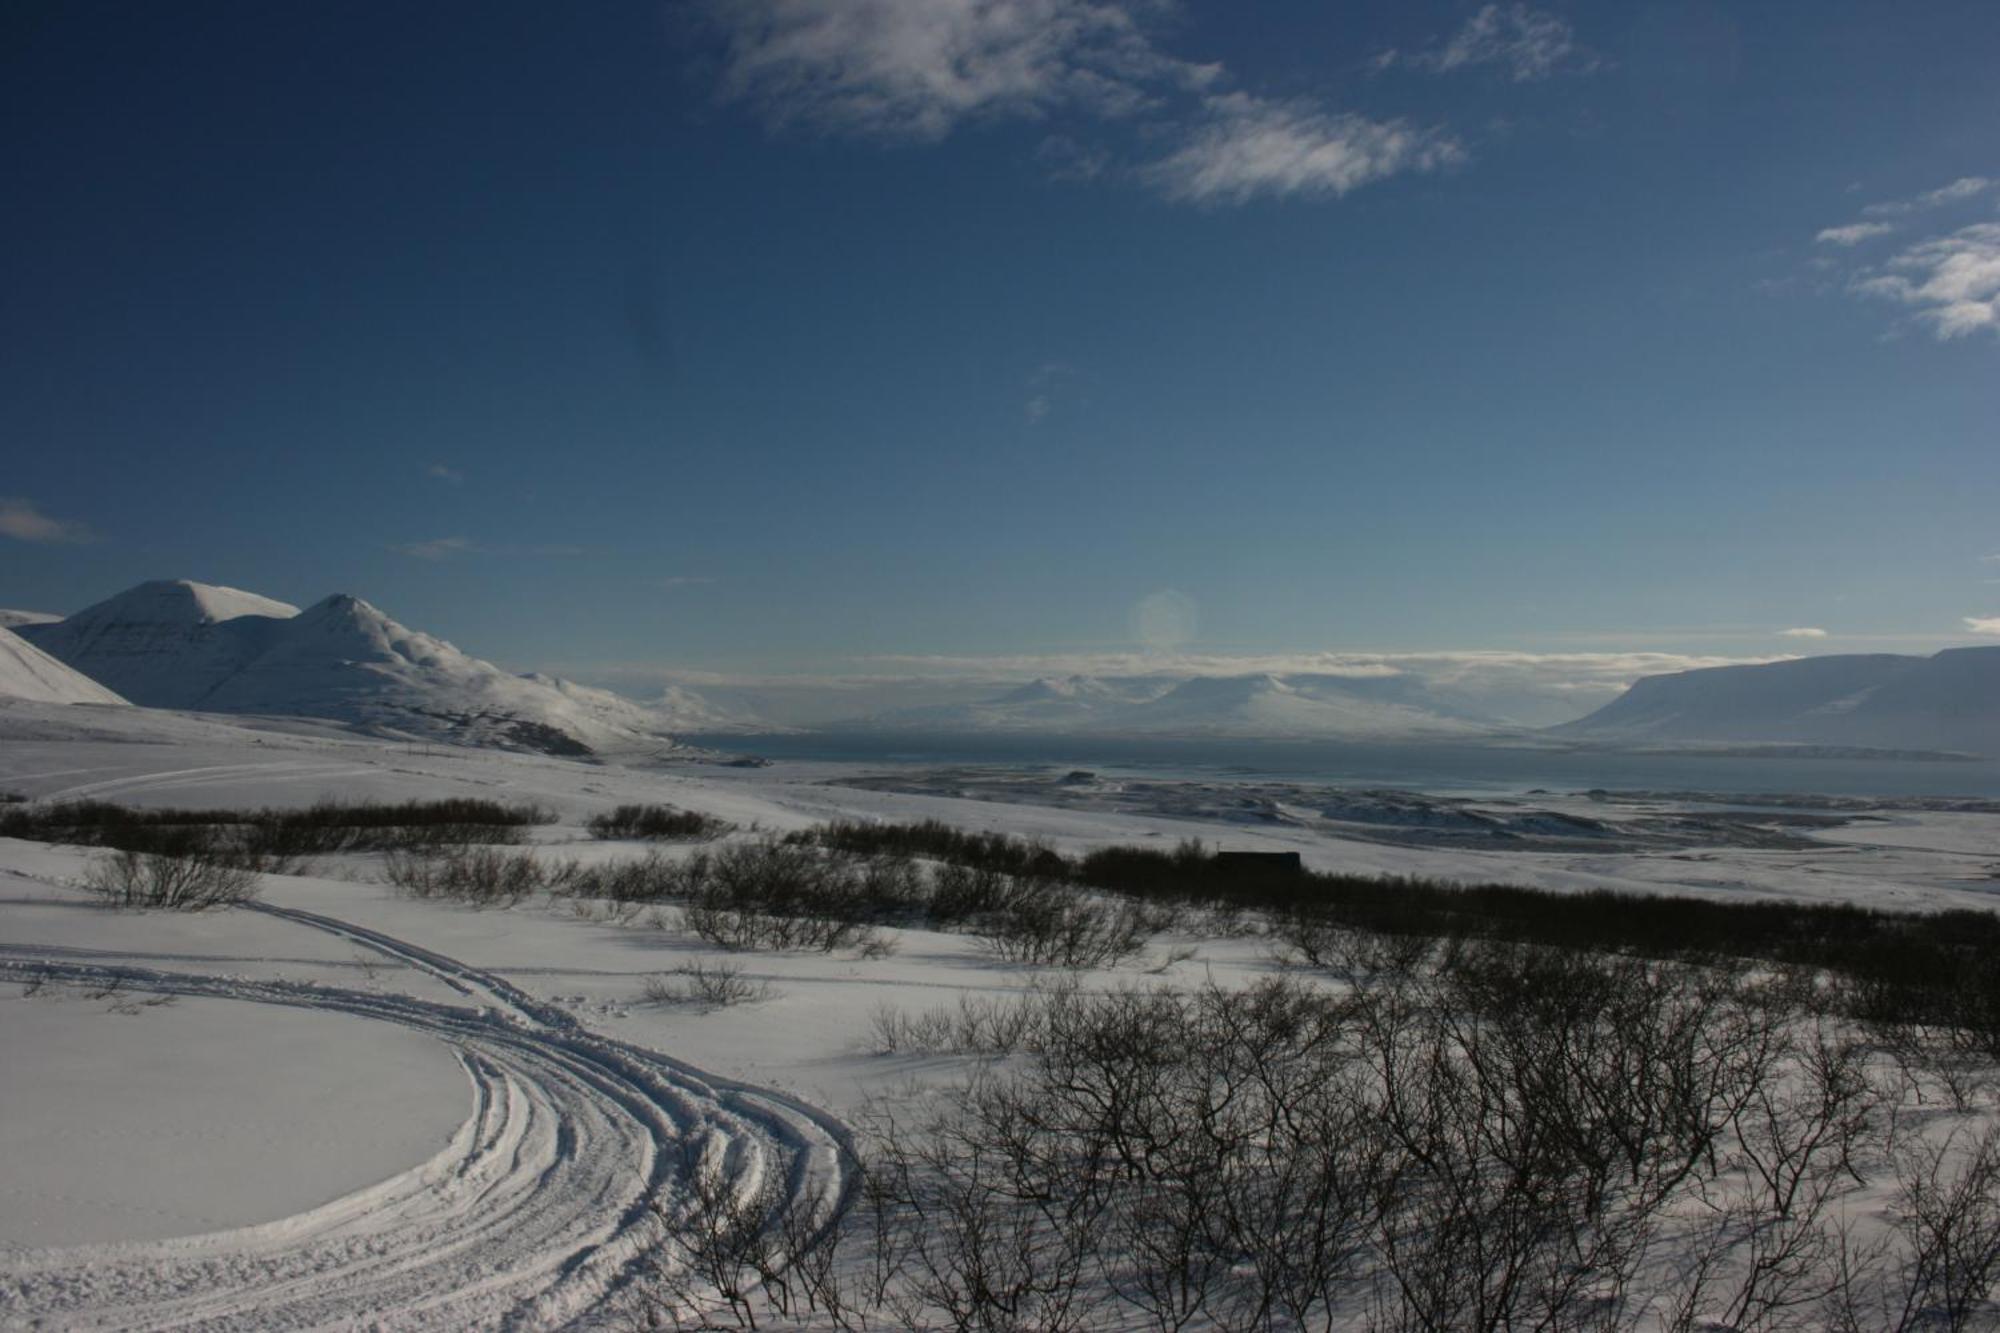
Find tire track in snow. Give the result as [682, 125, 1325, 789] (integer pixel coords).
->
[0, 907, 859, 1331]
[37, 761, 384, 804]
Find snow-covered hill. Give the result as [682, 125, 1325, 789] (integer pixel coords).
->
[848, 670, 1502, 739]
[1553, 647, 2000, 755]
[19, 580, 736, 756]
[19, 581, 302, 706]
[0, 626, 129, 706]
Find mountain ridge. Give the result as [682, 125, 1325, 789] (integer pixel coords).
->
[1554, 646, 2000, 755]
[19, 581, 739, 756]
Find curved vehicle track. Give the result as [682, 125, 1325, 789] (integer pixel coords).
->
[0, 903, 858, 1331]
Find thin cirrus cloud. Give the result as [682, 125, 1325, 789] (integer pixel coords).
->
[1860, 175, 1994, 218]
[425, 463, 465, 485]
[1777, 627, 1829, 639]
[1815, 221, 1895, 247]
[1967, 616, 2000, 636]
[1850, 223, 2000, 341]
[1377, 4, 1597, 82]
[1806, 175, 2000, 342]
[0, 497, 92, 544]
[701, 0, 1465, 205]
[1144, 94, 1463, 205]
[392, 537, 480, 560]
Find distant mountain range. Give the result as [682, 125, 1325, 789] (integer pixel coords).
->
[1553, 647, 2000, 755]
[843, 670, 1506, 739]
[9, 581, 748, 757]
[7, 580, 1994, 757]
[839, 648, 2000, 754]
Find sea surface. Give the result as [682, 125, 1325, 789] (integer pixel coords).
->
[679, 731, 2000, 801]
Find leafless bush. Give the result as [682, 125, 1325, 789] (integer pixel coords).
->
[588, 804, 734, 841]
[641, 960, 775, 1009]
[1888, 1123, 2000, 1331]
[383, 846, 576, 906]
[867, 989, 1055, 1057]
[677, 842, 880, 953]
[84, 846, 259, 909]
[974, 880, 1150, 968]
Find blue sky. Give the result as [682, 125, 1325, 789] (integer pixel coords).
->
[3, 0, 1997, 705]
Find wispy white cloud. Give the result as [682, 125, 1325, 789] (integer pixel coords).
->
[706, 0, 1211, 142]
[1966, 616, 2000, 636]
[0, 497, 91, 544]
[703, 0, 1461, 206]
[1382, 4, 1596, 82]
[1851, 222, 2000, 340]
[1861, 175, 1995, 218]
[1777, 627, 1829, 639]
[1814, 222, 1895, 247]
[392, 536, 480, 560]
[425, 463, 464, 484]
[1806, 174, 2000, 342]
[1144, 93, 1462, 205]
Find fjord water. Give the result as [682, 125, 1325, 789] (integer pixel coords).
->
[683, 732, 2000, 801]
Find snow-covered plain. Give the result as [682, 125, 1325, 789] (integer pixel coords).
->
[2, 695, 1997, 1327]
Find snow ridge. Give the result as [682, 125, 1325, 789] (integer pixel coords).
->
[0, 626, 129, 706]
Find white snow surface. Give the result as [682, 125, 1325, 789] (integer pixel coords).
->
[3, 698, 1998, 1327]
[18, 580, 739, 756]
[0, 626, 128, 706]
[0, 609, 61, 629]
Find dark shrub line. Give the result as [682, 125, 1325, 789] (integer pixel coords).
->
[0, 797, 552, 858]
[587, 804, 733, 841]
[786, 820, 2000, 1049]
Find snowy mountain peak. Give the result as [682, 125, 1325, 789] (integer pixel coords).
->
[17, 580, 299, 705]
[77, 579, 302, 628]
[999, 675, 1123, 704]
[19, 579, 743, 756]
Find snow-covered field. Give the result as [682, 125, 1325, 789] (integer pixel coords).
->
[2, 696, 1997, 1328]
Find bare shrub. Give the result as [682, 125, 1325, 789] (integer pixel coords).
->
[641, 960, 775, 1009]
[384, 846, 574, 906]
[677, 841, 879, 953]
[84, 846, 259, 909]
[588, 804, 733, 841]
[974, 880, 1150, 968]
[1888, 1123, 2000, 1331]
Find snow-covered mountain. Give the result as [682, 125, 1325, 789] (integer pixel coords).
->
[1552, 647, 2000, 755]
[18, 581, 737, 756]
[847, 670, 1503, 739]
[20, 581, 302, 706]
[0, 626, 129, 706]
